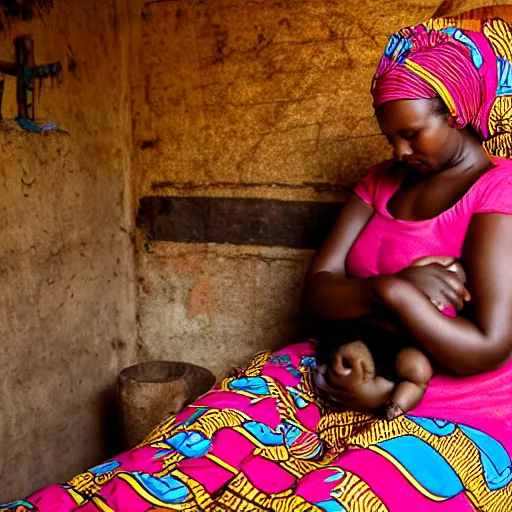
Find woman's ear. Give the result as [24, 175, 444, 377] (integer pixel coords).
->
[447, 114, 458, 129]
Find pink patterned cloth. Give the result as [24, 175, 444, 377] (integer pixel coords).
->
[4, 340, 511, 511]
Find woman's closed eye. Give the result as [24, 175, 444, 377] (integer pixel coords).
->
[400, 131, 419, 141]
[383, 131, 419, 145]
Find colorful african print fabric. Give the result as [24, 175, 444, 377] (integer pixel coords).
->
[2, 341, 511, 511]
[373, 17, 512, 159]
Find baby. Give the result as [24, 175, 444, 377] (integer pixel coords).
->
[313, 258, 469, 420]
[313, 321, 433, 420]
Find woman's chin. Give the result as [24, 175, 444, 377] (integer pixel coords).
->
[409, 162, 431, 173]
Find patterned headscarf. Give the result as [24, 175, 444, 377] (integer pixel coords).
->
[372, 18, 512, 158]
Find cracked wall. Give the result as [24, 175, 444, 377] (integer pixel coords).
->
[0, 0, 137, 501]
[132, 1, 507, 377]
[132, 0, 506, 202]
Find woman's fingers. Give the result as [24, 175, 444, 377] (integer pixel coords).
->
[441, 289, 463, 310]
[445, 261, 467, 283]
[419, 264, 470, 310]
[412, 257, 468, 287]
[445, 263, 471, 301]
[436, 266, 471, 303]
[433, 273, 464, 309]
[412, 255, 455, 268]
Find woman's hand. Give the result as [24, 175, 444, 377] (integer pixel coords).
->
[396, 256, 471, 311]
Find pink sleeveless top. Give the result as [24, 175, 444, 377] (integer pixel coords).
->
[346, 156, 512, 278]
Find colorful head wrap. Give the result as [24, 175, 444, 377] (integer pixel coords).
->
[372, 18, 512, 158]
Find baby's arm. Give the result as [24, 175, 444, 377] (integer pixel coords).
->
[386, 347, 434, 420]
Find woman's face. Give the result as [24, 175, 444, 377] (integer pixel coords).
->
[376, 98, 462, 173]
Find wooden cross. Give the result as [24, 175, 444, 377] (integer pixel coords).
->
[0, 37, 61, 121]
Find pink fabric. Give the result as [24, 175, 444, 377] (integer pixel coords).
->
[347, 157, 512, 277]
[373, 64, 436, 104]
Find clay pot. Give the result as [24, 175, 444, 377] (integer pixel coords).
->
[118, 361, 216, 448]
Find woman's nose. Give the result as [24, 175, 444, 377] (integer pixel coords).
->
[393, 139, 413, 161]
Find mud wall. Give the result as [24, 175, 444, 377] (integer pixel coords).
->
[0, 0, 137, 501]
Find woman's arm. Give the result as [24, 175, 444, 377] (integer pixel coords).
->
[303, 193, 384, 320]
[376, 213, 512, 375]
[303, 193, 465, 323]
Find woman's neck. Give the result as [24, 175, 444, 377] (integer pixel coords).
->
[443, 131, 492, 177]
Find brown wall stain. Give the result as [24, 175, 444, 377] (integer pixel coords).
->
[187, 278, 213, 320]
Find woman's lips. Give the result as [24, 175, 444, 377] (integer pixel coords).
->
[408, 160, 429, 171]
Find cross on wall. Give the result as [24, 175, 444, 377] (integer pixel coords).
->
[0, 36, 61, 121]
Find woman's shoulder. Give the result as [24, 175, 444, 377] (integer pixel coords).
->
[354, 159, 397, 206]
[474, 157, 512, 189]
[470, 157, 512, 214]
[361, 159, 396, 179]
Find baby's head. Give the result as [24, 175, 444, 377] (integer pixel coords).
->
[328, 340, 376, 384]
[315, 321, 397, 383]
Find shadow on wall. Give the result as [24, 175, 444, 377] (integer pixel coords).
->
[99, 384, 125, 459]
[0, 0, 53, 28]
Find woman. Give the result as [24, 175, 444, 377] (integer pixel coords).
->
[3, 17, 512, 512]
